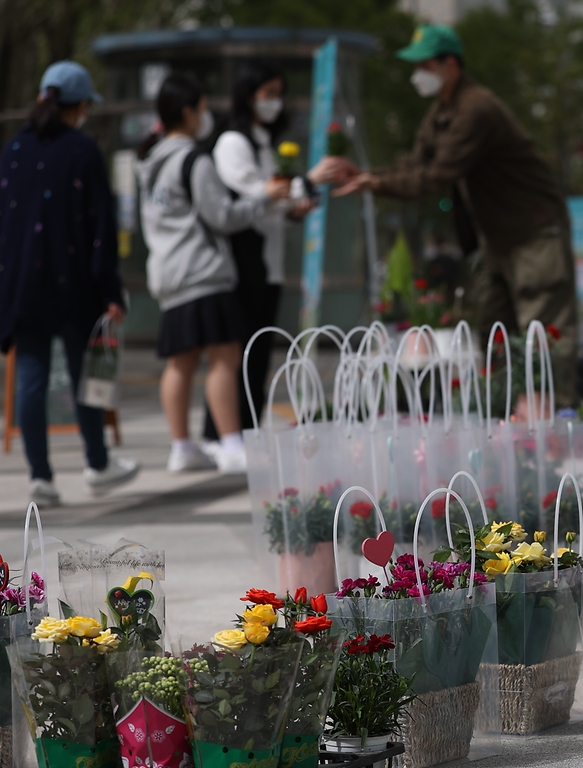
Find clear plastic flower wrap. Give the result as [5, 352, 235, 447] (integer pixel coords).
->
[177, 639, 302, 768]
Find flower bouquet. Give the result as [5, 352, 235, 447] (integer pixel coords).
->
[327, 486, 499, 768]
[7, 616, 120, 768]
[0, 563, 46, 768]
[264, 482, 342, 596]
[179, 593, 304, 768]
[107, 652, 192, 768]
[437, 494, 583, 734]
[276, 142, 301, 179]
[323, 632, 415, 758]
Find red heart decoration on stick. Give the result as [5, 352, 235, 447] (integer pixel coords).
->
[0, 555, 9, 592]
[362, 531, 395, 567]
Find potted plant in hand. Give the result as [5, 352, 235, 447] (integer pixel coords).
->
[323, 632, 415, 763]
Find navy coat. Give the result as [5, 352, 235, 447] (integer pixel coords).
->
[0, 123, 124, 352]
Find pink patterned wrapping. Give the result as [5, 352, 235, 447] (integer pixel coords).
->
[116, 697, 193, 768]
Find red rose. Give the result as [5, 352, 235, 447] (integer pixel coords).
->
[293, 587, 308, 604]
[295, 616, 332, 634]
[484, 497, 497, 510]
[451, 378, 460, 389]
[543, 491, 558, 509]
[310, 593, 328, 614]
[240, 589, 284, 610]
[546, 324, 561, 340]
[431, 497, 446, 519]
[414, 278, 428, 290]
[493, 329, 504, 345]
[280, 487, 299, 498]
[350, 501, 373, 519]
[327, 121, 342, 133]
[365, 634, 395, 653]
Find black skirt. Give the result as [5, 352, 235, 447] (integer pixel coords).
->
[157, 291, 246, 358]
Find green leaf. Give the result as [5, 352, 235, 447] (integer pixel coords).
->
[74, 693, 95, 725]
[431, 546, 452, 563]
[265, 670, 280, 689]
[56, 717, 76, 733]
[194, 690, 215, 704]
[218, 698, 232, 716]
[99, 611, 109, 631]
[58, 600, 77, 619]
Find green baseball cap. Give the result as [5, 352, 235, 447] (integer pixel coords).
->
[396, 24, 464, 62]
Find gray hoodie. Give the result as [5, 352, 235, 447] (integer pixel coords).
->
[136, 135, 269, 311]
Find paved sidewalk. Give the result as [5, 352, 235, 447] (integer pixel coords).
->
[2, 347, 583, 766]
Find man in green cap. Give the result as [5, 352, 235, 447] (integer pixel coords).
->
[328, 24, 578, 407]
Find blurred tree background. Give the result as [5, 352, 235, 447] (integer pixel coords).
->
[1, 0, 583, 190]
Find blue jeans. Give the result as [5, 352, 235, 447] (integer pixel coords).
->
[14, 325, 108, 480]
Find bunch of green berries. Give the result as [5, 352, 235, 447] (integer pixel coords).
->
[117, 655, 185, 719]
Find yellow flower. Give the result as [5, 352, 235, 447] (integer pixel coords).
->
[32, 617, 70, 643]
[483, 552, 514, 576]
[478, 531, 512, 553]
[278, 141, 301, 158]
[490, 521, 527, 542]
[534, 531, 547, 544]
[92, 629, 121, 653]
[242, 604, 278, 627]
[243, 622, 270, 645]
[552, 548, 570, 559]
[566, 531, 577, 545]
[212, 629, 248, 650]
[512, 541, 551, 565]
[67, 616, 102, 638]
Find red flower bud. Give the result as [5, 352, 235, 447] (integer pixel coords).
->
[310, 593, 328, 614]
[294, 587, 308, 604]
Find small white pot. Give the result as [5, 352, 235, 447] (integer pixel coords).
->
[322, 734, 390, 767]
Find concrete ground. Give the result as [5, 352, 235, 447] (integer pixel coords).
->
[1, 346, 583, 766]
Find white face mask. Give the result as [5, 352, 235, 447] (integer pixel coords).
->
[196, 109, 215, 141]
[410, 69, 444, 98]
[254, 98, 283, 124]
[75, 115, 87, 129]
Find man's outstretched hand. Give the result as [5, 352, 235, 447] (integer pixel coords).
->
[308, 156, 361, 186]
[333, 172, 379, 197]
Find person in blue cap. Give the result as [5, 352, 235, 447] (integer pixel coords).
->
[0, 60, 140, 507]
[327, 24, 577, 408]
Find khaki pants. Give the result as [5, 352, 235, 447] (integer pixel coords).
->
[478, 221, 579, 408]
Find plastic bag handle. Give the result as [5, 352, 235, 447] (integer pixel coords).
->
[525, 320, 555, 430]
[485, 322, 512, 437]
[286, 325, 345, 363]
[332, 486, 387, 587]
[243, 327, 295, 432]
[552, 472, 583, 586]
[265, 357, 326, 431]
[87, 314, 120, 365]
[444, 470, 489, 551]
[23, 502, 47, 626]
[447, 320, 483, 429]
[413, 487, 476, 611]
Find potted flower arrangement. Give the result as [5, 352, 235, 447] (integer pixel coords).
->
[435, 516, 583, 734]
[276, 142, 301, 179]
[323, 631, 414, 763]
[328, 556, 495, 768]
[326, 122, 350, 157]
[0, 562, 46, 768]
[264, 482, 342, 596]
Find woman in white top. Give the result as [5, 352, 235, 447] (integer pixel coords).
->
[202, 63, 306, 442]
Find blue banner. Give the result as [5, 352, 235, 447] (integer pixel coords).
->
[300, 38, 337, 330]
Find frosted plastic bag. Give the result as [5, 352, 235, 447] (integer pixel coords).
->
[77, 315, 121, 409]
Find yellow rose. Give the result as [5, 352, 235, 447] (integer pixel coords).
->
[212, 629, 248, 650]
[278, 141, 301, 158]
[242, 604, 278, 627]
[512, 541, 550, 565]
[32, 617, 70, 643]
[552, 548, 570, 559]
[534, 531, 547, 544]
[92, 629, 121, 653]
[67, 616, 102, 638]
[483, 552, 514, 576]
[566, 531, 577, 545]
[243, 622, 270, 645]
[490, 521, 527, 542]
[478, 531, 512, 553]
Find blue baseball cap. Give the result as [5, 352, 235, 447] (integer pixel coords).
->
[40, 60, 103, 104]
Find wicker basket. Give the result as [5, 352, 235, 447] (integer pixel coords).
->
[394, 682, 480, 768]
[475, 652, 582, 735]
[0, 725, 12, 768]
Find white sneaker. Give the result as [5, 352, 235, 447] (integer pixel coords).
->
[84, 457, 140, 495]
[30, 479, 61, 508]
[215, 446, 247, 474]
[167, 445, 216, 473]
[200, 440, 221, 463]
